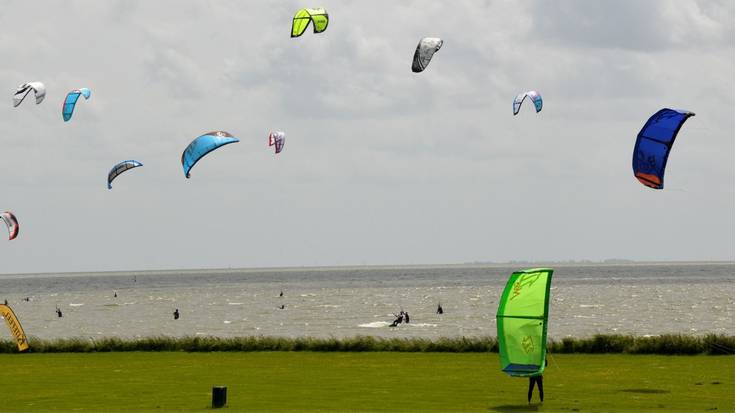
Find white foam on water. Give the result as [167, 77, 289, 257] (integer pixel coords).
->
[408, 323, 437, 328]
[228, 302, 244, 305]
[359, 321, 391, 328]
[69, 303, 84, 307]
[223, 320, 232, 324]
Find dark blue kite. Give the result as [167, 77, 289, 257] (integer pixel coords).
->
[632, 108, 694, 190]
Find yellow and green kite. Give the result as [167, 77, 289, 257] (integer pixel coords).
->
[496, 268, 553, 377]
[291, 8, 329, 38]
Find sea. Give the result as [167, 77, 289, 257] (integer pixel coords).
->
[0, 263, 733, 340]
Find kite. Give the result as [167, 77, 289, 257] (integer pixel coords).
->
[0, 304, 29, 352]
[13, 82, 46, 107]
[181, 131, 239, 178]
[632, 108, 695, 189]
[62, 88, 91, 122]
[513, 91, 542, 115]
[291, 8, 329, 38]
[0, 212, 19, 240]
[268, 131, 286, 154]
[107, 160, 143, 189]
[412, 38, 443, 73]
[496, 268, 553, 377]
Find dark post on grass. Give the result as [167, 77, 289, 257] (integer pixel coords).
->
[212, 386, 227, 409]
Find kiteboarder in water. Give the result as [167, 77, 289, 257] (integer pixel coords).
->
[56, 307, 63, 318]
[436, 303, 443, 314]
[173, 309, 180, 320]
[389, 311, 405, 327]
[404, 312, 410, 324]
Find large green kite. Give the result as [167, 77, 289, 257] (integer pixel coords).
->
[291, 8, 329, 38]
[496, 268, 553, 377]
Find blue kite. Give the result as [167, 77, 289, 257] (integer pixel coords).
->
[632, 108, 695, 190]
[62, 88, 91, 122]
[181, 131, 239, 178]
[108, 160, 143, 190]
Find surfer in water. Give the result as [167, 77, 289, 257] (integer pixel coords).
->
[389, 311, 404, 327]
[404, 311, 410, 324]
[56, 307, 63, 318]
[436, 303, 443, 314]
[279, 291, 284, 297]
[173, 309, 180, 320]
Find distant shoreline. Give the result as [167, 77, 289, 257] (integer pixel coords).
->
[3, 260, 735, 279]
[3, 334, 734, 355]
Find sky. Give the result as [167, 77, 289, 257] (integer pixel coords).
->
[0, 0, 734, 273]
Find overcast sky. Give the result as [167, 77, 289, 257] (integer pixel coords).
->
[0, 0, 734, 274]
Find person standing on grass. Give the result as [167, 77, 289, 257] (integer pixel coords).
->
[528, 360, 547, 404]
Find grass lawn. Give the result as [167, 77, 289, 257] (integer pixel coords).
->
[0, 352, 732, 412]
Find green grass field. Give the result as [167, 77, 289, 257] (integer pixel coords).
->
[0, 352, 732, 412]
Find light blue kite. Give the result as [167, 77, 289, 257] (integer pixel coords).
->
[181, 131, 239, 178]
[513, 90, 542, 115]
[62, 88, 91, 122]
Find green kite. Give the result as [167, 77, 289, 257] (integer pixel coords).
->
[496, 268, 553, 377]
[291, 8, 329, 38]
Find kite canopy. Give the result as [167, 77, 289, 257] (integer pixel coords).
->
[0, 211, 19, 241]
[496, 268, 553, 377]
[632, 108, 695, 190]
[513, 91, 542, 115]
[108, 160, 143, 190]
[181, 131, 239, 178]
[13, 82, 46, 107]
[412, 38, 443, 73]
[291, 8, 329, 38]
[269, 131, 286, 154]
[62, 88, 91, 122]
[0, 304, 29, 352]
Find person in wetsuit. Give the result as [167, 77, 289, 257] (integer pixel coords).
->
[173, 309, 180, 320]
[528, 359, 548, 403]
[389, 311, 404, 327]
[436, 303, 443, 314]
[56, 307, 63, 318]
[404, 312, 410, 324]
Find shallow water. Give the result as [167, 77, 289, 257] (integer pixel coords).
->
[0, 263, 733, 339]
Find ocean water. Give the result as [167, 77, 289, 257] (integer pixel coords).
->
[0, 263, 733, 339]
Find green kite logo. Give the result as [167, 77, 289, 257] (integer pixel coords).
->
[521, 336, 535, 353]
[510, 272, 542, 301]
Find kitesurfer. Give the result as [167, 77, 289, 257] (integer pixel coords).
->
[56, 307, 63, 318]
[173, 309, 180, 320]
[389, 311, 404, 327]
[280, 291, 284, 297]
[528, 360, 547, 403]
[279, 304, 285, 310]
[114, 292, 117, 298]
[436, 303, 443, 314]
[404, 312, 410, 324]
